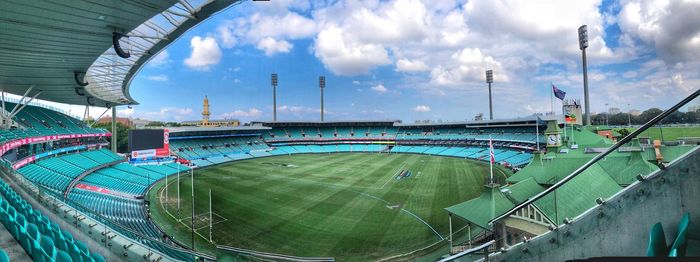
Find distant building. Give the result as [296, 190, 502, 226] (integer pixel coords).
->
[181, 119, 240, 127]
[97, 117, 133, 127]
[688, 105, 700, 113]
[629, 109, 642, 116]
[609, 107, 621, 114]
[180, 96, 239, 127]
[131, 118, 152, 128]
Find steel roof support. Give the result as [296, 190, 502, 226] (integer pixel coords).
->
[8, 90, 43, 119]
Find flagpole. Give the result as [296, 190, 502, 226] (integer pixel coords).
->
[489, 135, 494, 185]
[550, 83, 554, 115]
[535, 116, 540, 151]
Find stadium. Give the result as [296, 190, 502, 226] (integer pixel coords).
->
[0, 1, 699, 262]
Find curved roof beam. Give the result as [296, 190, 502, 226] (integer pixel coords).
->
[85, 0, 243, 106]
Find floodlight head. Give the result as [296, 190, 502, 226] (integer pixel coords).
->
[271, 73, 278, 86]
[485, 70, 494, 84]
[578, 25, 588, 50]
[319, 76, 325, 89]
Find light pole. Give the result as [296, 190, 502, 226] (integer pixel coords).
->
[578, 25, 591, 126]
[605, 103, 609, 126]
[485, 70, 494, 120]
[319, 76, 325, 122]
[271, 73, 278, 122]
[627, 103, 631, 127]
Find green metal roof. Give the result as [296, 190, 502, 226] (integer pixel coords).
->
[599, 150, 659, 185]
[503, 177, 546, 203]
[445, 185, 514, 230]
[533, 163, 622, 225]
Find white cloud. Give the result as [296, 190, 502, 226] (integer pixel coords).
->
[313, 25, 391, 75]
[617, 0, 700, 64]
[148, 50, 171, 67]
[117, 107, 134, 117]
[396, 59, 429, 72]
[184, 36, 222, 71]
[413, 105, 431, 112]
[370, 84, 388, 93]
[256, 37, 293, 56]
[147, 74, 169, 81]
[221, 108, 262, 118]
[217, 11, 316, 55]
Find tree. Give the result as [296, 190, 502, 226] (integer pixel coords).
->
[92, 122, 131, 153]
[617, 128, 630, 138]
[639, 108, 663, 123]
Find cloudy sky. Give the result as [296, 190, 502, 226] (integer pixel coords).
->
[103, 0, 700, 122]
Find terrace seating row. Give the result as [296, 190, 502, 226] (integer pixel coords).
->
[0, 178, 105, 261]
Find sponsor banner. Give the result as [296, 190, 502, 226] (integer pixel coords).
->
[75, 183, 111, 194]
[12, 145, 88, 170]
[0, 133, 111, 156]
[155, 129, 170, 157]
[13, 156, 35, 169]
[131, 149, 156, 159]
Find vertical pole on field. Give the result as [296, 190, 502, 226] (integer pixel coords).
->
[191, 168, 195, 250]
[209, 188, 212, 243]
[177, 164, 180, 213]
[448, 214, 453, 253]
[165, 172, 168, 207]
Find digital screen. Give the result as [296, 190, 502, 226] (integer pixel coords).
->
[129, 129, 165, 152]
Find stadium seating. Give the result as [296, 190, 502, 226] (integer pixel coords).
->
[0, 176, 103, 261]
[17, 149, 123, 193]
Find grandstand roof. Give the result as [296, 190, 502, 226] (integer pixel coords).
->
[168, 125, 270, 134]
[394, 116, 544, 128]
[253, 120, 401, 127]
[0, 0, 240, 106]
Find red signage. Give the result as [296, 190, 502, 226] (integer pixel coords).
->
[75, 183, 111, 194]
[0, 133, 112, 156]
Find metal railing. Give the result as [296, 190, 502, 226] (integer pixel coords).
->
[490, 88, 699, 224]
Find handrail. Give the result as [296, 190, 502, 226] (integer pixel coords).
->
[437, 240, 495, 262]
[489, 88, 700, 225]
[64, 158, 126, 197]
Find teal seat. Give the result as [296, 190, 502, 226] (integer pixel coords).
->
[35, 235, 56, 262]
[75, 240, 91, 261]
[0, 249, 9, 262]
[22, 223, 41, 257]
[669, 213, 690, 257]
[11, 213, 27, 241]
[56, 250, 73, 262]
[50, 223, 68, 251]
[646, 222, 667, 256]
[91, 252, 106, 262]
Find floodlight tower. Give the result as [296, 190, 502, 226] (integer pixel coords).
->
[319, 76, 325, 122]
[578, 25, 591, 126]
[271, 73, 278, 122]
[486, 70, 494, 120]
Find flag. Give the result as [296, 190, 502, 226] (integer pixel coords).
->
[489, 138, 495, 164]
[552, 84, 566, 100]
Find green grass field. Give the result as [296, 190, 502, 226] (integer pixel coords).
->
[147, 153, 509, 261]
[614, 126, 700, 141]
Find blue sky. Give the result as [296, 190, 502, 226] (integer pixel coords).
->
[114, 0, 699, 122]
